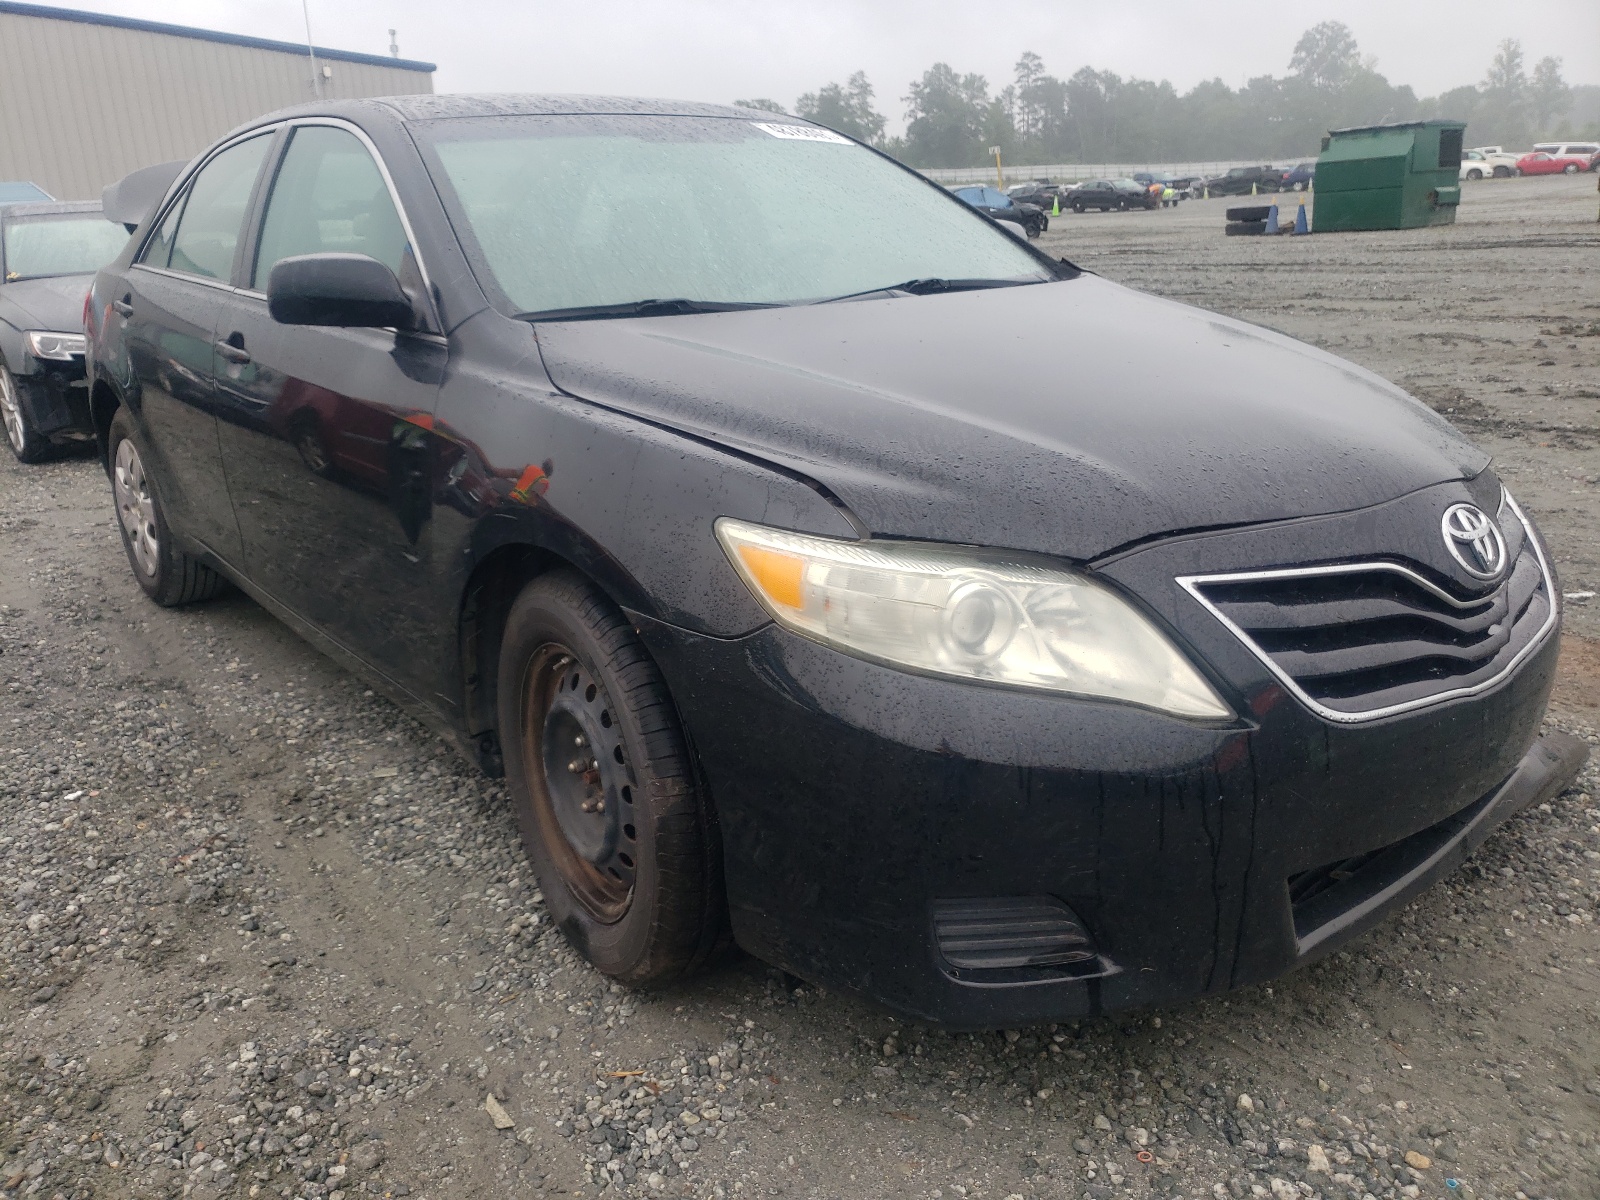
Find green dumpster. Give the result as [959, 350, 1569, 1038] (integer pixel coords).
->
[1312, 120, 1465, 232]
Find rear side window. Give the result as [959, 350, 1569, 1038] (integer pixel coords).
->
[155, 135, 272, 281]
[252, 125, 409, 289]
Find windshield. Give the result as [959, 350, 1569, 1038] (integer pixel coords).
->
[3, 212, 128, 281]
[415, 114, 1052, 316]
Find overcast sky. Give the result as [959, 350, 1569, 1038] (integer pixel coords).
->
[29, 0, 1600, 130]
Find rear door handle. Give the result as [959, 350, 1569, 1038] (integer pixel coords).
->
[215, 338, 251, 365]
[111, 296, 133, 317]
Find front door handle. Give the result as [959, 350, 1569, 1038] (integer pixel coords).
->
[111, 295, 133, 318]
[215, 336, 251, 365]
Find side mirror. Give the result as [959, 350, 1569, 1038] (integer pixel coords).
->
[267, 253, 416, 330]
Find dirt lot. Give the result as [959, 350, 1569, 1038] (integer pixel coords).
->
[1, 173, 1597, 1200]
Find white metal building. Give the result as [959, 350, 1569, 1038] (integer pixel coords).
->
[0, 1, 435, 199]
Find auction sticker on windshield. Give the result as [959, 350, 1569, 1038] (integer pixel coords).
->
[751, 122, 853, 144]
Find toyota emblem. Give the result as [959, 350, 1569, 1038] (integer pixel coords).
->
[1441, 503, 1507, 580]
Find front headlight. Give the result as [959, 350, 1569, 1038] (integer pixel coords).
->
[24, 331, 86, 361]
[716, 518, 1231, 720]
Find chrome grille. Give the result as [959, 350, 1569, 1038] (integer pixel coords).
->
[1180, 497, 1556, 723]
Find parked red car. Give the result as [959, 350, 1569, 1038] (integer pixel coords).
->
[1516, 147, 1597, 176]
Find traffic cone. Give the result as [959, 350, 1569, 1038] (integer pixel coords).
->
[1052, 196, 1060, 216]
[1264, 204, 1279, 234]
[1251, 181, 1258, 196]
[1293, 199, 1309, 235]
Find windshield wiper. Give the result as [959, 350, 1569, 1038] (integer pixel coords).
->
[513, 298, 783, 322]
[813, 277, 1044, 304]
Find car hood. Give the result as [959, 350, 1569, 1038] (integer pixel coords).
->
[0, 274, 90, 334]
[535, 274, 1487, 561]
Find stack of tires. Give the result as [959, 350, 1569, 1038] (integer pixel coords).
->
[1224, 204, 1273, 236]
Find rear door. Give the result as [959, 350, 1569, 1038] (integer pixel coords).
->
[117, 132, 275, 565]
[211, 121, 447, 699]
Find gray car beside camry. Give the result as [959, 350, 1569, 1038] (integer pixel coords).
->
[84, 96, 1587, 1027]
[1, 200, 128, 461]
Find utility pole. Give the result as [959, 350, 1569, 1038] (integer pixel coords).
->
[301, 0, 322, 99]
[389, 29, 399, 58]
[990, 145, 1004, 191]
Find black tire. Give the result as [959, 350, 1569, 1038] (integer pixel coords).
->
[1226, 205, 1273, 222]
[1493, 166, 1511, 178]
[498, 570, 723, 986]
[1, 360, 51, 464]
[1562, 163, 1579, 175]
[1466, 169, 1483, 181]
[107, 407, 229, 606]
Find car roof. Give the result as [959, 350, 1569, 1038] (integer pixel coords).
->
[0, 181, 52, 203]
[0, 200, 102, 220]
[256, 93, 794, 127]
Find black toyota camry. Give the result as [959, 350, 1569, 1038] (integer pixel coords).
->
[85, 96, 1584, 1028]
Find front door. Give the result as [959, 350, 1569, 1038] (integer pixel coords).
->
[118, 132, 275, 565]
[212, 123, 447, 701]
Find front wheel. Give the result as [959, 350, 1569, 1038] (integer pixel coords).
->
[107, 408, 229, 605]
[498, 570, 723, 985]
[1072, 202, 1083, 213]
[1, 362, 49, 463]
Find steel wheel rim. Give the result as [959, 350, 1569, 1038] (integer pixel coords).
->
[295, 428, 329, 473]
[113, 438, 159, 576]
[521, 643, 637, 924]
[0, 367, 24, 453]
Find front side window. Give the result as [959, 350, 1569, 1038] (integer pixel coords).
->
[253, 125, 409, 289]
[3, 213, 128, 282]
[162, 135, 272, 282]
[416, 114, 1049, 317]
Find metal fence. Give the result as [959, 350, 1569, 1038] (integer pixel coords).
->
[921, 161, 1280, 186]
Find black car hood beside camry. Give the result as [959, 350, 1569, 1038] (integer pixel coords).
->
[0, 274, 90, 336]
[536, 274, 1487, 561]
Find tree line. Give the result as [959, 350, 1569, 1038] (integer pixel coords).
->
[735, 24, 1595, 168]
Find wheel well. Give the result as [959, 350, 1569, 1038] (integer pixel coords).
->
[89, 381, 120, 471]
[459, 543, 560, 776]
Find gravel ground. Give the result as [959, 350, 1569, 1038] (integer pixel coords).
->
[0, 174, 1597, 1200]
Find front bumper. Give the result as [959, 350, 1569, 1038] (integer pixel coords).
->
[637, 611, 1568, 1028]
[630, 484, 1582, 1028]
[14, 360, 92, 443]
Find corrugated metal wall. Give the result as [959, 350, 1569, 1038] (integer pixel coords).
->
[0, 9, 433, 199]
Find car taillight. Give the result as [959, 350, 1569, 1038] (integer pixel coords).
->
[82, 290, 93, 336]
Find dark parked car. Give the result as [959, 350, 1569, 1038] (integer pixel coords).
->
[1, 201, 128, 461]
[1130, 172, 1194, 201]
[1200, 165, 1281, 196]
[86, 97, 1584, 1028]
[1069, 178, 1158, 211]
[1006, 180, 1071, 210]
[1279, 162, 1316, 191]
[951, 185, 1047, 236]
